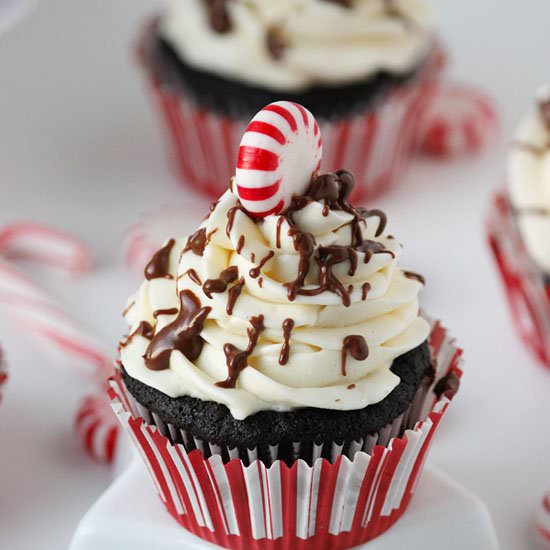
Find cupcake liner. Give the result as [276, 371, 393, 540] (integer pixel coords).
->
[109, 318, 462, 549]
[137, 20, 446, 203]
[487, 191, 550, 366]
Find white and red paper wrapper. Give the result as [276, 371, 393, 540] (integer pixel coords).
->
[109, 319, 462, 549]
[487, 192, 550, 367]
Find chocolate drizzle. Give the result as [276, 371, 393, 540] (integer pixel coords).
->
[341, 335, 369, 376]
[185, 268, 202, 286]
[145, 239, 175, 280]
[276, 216, 285, 249]
[434, 371, 460, 399]
[226, 277, 245, 315]
[403, 270, 426, 285]
[250, 251, 274, 278]
[144, 290, 211, 371]
[279, 318, 295, 365]
[266, 25, 287, 60]
[202, 0, 232, 33]
[539, 95, 550, 130]
[216, 315, 265, 388]
[153, 308, 178, 318]
[361, 282, 371, 301]
[183, 228, 208, 257]
[203, 266, 239, 298]
[121, 320, 154, 347]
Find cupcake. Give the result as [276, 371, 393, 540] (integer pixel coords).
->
[111, 102, 462, 549]
[488, 87, 550, 366]
[137, 0, 446, 201]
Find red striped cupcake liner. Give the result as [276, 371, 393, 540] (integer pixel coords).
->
[137, 22, 446, 204]
[109, 319, 462, 549]
[487, 191, 550, 367]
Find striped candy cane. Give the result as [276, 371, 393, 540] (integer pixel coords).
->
[0, 222, 119, 463]
[235, 101, 322, 218]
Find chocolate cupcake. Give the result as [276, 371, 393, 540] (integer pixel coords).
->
[488, 87, 550, 366]
[111, 102, 462, 549]
[137, 0, 445, 200]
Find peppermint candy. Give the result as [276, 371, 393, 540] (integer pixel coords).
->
[235, 101, 322, 218]
[76, 393, 119, 464]
[417, 83, 497, 158]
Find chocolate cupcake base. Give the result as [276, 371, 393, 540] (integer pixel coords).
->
[121, 341, 443, 466]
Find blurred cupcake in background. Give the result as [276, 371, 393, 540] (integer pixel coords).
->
[137, 0, 447, 201]
[488, 87, 550, 366]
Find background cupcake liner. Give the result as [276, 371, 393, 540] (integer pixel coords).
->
[487, 191, 550, 367]
[109, 319, 462, 549]
[137, 21, 446, 203]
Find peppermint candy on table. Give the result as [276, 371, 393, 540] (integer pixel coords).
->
[417, 83, 498, 158]
[235, 101, 323, 218]
[535, 492, 550, 547]
[76, 392, 119, 464]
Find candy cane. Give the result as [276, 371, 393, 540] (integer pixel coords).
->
[417, 83, 498, 158]
[535, 492, 550, 547]
[75, 392, 119, 464]
[0, 222, 92, 274]
[0, 260, 112, 376]
[235, 101, 322, 218]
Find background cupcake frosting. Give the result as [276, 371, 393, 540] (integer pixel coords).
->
[508, 89, 550, 273]
[160, 0, 434, 90]
[122, 176, 429, 420]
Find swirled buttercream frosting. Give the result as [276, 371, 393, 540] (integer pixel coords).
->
[158, 0, 434, 92]
[121, 170, 429, 420]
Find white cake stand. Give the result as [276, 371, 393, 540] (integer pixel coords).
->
[70, 436, 499, 550]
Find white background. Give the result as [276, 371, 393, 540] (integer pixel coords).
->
[1, 1, 550, 548]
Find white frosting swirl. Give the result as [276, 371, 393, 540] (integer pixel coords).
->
[159, 0, 434, 92]
[121, 187, 429, 420]
[508, 91, 550, 272]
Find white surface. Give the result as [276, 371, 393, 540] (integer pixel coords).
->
[69, 448, 498, 550]
[1, 1, 550, 549]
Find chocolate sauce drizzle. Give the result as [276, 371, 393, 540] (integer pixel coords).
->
[539, 95, 550, 130]
[121, 320, 154, 348]
[278, 170, 391, 306]
[341, 335, 369, 376]
[216, 315, 265, 388]
[266, 25, 287, 60]
[183, 228, 208, 257]
[226, 277, 245, 315]
[144, 290, 211, 371]
[403, 270, 426, 285]
[202, 0, 232, 33]
[153, 308, 178, 318]
[250, 251, 274, 278]
[145, 239, 175, 280]
[185, 268, 202, 286]
[279, 318, 295, 366]
[203, 266, 239, 298]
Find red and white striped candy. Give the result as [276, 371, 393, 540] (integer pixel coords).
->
[535, 492, 550, 547]
[0, 222, 92, 274]
[417, 83, 497, 158]
[76, 392, 119, 464]
[235, 101, 322, 218]
[0, 261, 112, 377]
